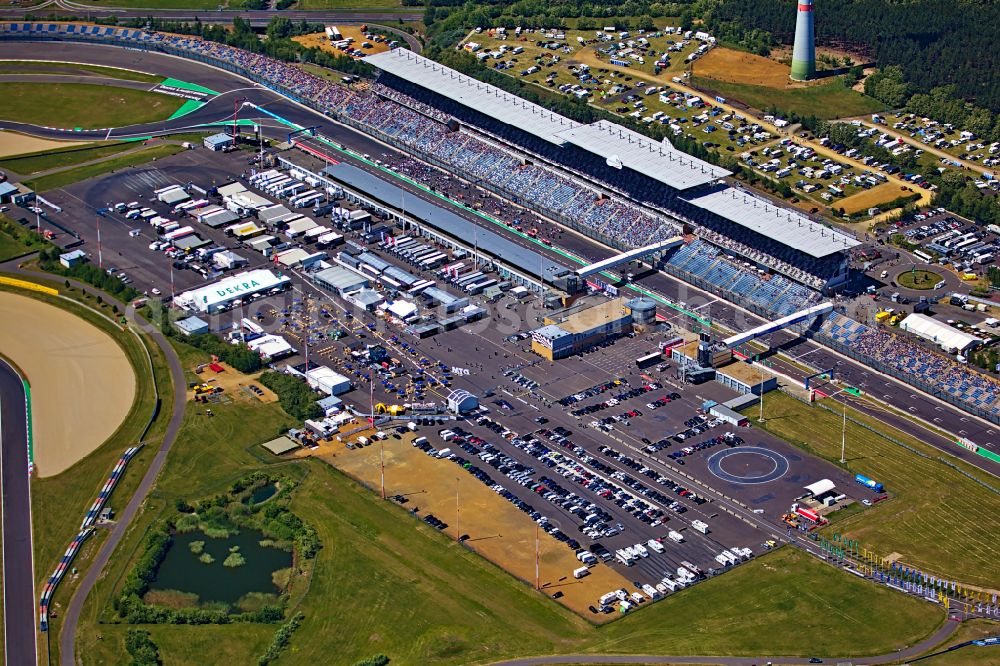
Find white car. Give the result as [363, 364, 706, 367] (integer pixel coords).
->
[151, 288, 162, 296]
[861, 499, 872, 507]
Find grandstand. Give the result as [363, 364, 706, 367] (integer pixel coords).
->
[551, 119, 729, 190]
[819, 312, 1000, 419]
[362, 49, 857, 290]
[6, 22, 1000, 425]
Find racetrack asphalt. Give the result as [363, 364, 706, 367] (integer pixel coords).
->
[2, 41, 998, 474]
[0, 262, 187, 666]
[0, 40, 992, 664]
[0, 357, 37, 666]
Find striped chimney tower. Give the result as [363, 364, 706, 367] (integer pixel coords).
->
[790, 0, 816, 81]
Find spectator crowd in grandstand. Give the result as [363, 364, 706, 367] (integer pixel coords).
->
[4, 22, 999, 419]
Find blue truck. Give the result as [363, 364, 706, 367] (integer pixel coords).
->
[855, 474, 884, 493]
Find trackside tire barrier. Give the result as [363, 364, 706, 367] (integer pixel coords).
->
[38, 445, 141, 631]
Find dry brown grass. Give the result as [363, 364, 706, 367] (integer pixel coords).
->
[317, 431, 633, 619]
[839, 182, 911, 214]
[693, 47, 796, 89]
[0, 131, 87, 159]
[0, 291, 136, 477]
[292, 27, 391, 58]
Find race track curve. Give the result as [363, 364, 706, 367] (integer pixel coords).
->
[0, 357, 37, 666]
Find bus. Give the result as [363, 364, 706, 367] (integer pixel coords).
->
[913, 250, 933, 263]
[635, 351, 662, 369]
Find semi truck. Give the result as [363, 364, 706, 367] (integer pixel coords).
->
[855, 474, 884, 493]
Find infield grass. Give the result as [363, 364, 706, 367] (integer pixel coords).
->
[896, 269, 944, 290]
[690, 76, 884, 119]
[911, 619, 1000, 665]
[0, 277, 172, 666]
[0, 82, 180, 129]
[0, 60, 161, 83]
[0, 220, 38, 261]
[743, 391, 1000, 587]
[0, 142, 141, 176]
[26, 145, 185, 192]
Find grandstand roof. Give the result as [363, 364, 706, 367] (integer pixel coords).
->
[553, 120, 729, 190]
[682, 185, 860, 258]
[322, 162, 569, 283]
[364, 49, 581, 145]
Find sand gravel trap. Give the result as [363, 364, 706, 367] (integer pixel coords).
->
[0, 292, 136, 476]
[0, 131, 87, 159]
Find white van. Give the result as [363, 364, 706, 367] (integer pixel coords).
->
[356, 436, 369, 447]
[573, 566, 590, 579]
[412, 436, 429, 447]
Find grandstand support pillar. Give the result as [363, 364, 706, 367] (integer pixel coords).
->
[757, 363, 765, 423]
[840, 403, 847, 464]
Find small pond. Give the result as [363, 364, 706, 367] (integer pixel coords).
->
[246, 483, 278, 505]
[150, 529, 292, 606]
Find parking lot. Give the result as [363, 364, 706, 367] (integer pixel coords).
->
[16, 141, 877, 616]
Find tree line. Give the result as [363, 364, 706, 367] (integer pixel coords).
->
[708, 0, 1000, 117]
[259, 371, 324, 421]
[865, 67, 1000, 144]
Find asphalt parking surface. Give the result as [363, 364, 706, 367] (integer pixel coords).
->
[9, 41, 1000, 466]
[0, 140, 903, 594]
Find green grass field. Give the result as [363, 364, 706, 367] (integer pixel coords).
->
[0, 60, 161, 83]
[0, 141, 143, 176]
[897, 269, 943, 290]
[3, 283, 169, 592]
[913, 619, 1000, 665]
[0, 82, 181, 129]
[26, 144, 186, 192]
[691, 76, 885, 120]
[67, 351, 945, 664]
[0, 222, 37, 261]
[744, 392, 1000, 587]
[0, 278, 172, 666]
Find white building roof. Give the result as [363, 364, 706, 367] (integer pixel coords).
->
[804, 479, 835, 496]
[387, 300, 419, 320]
[682, 185, 860, 258]
[173, 269, 290, 311]
[305, 366, 351, 393]
[217, 182, 246, 197]
[287, 218, 319, 234]
[553, 120, 728, 190]
[899, 313, 983, 353]
[364, 49, 581, 144]
[277, 248, 312, 266]
[247, 334, 294, 359]
[228, 191, 272, 210]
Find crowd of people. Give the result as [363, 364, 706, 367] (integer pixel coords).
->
[7, 22, 1000, 420]
[666, 240, 821, 316]
[6, 22, 842, 289]
[823, 313, 1000, 414]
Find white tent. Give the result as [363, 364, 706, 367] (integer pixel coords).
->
[387, 300, 419, 322]
[899, 313, 982, 354]
[804, 479, 835, 497]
